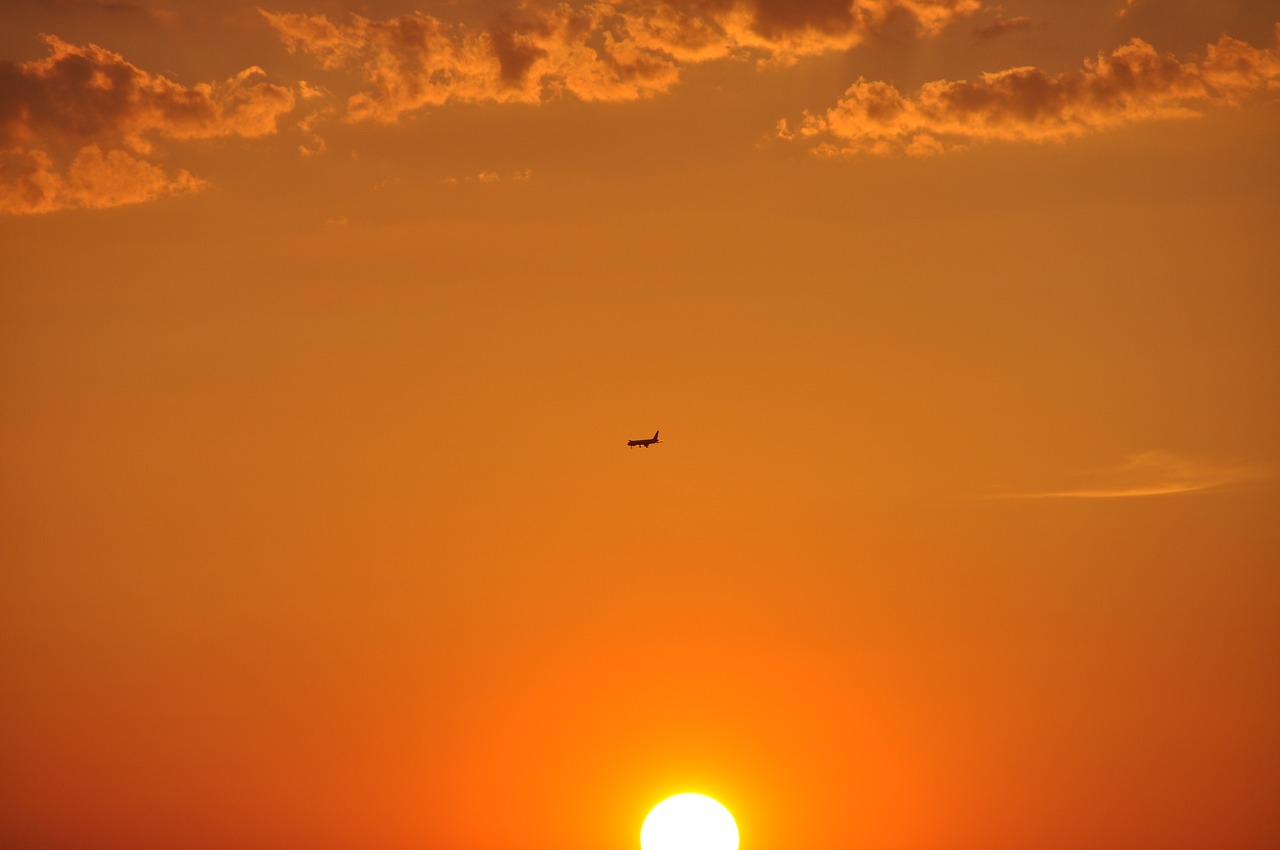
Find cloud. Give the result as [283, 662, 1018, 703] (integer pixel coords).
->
[994, 452, 1268, 500]
[37, 0, 176, 23]
[443, 168, 534, 185]
[783, 23, 1280, 155]
[296, 104, 335, 157]
[261, 5, 671, 119]
[972, 13, 1031, 41]
[1, 34, 295, 145]
[1, 34, 295, 214]
[0, 143, 205, 214]
[259, 1, 982, 122]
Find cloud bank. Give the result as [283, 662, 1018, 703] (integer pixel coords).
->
[783, 23, 1280, 156]
[1, 35, 295, 214]
[260, 0, 981, 122]
[7, 7, 1277, 212]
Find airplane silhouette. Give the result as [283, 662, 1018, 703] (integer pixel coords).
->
[627, 430, 661, 448]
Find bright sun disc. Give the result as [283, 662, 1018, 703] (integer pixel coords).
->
[640, 793, 739, 850]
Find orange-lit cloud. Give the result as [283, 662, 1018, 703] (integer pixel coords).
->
[1, 34, 294, 214]
[260, 1, 982, 122]
[783, 24, 1280, 155]
[0, 143, 204, 214]
[995, 452, 1268, 499]
[443, 168, 535, 186]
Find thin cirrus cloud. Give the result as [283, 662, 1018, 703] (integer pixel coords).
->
[259, 1, 982, 123]
[781, 23, 1280, 156]
[996, 452, 1268, 500]
[0, 34, 296, 215]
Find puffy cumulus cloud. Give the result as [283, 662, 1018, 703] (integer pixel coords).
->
[262, 5, 660, 118]
[1, 34, 295, 214]
[0, 144, 205, 214]
[2, 35, 295, 148]
[260, 1, 981, 122]
[695, 0, 984, 60]
[784, 24, 1280, 156]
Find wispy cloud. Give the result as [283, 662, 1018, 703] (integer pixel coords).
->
[781, 23, 1280, 156]
[443, 168, 534, 186]
[259, 1, 982, 123]
[972, 13, 1031, 41]
[993, 452, 1269, 500]
[1, 35, 295, 214]
[37, 0, 177, 23]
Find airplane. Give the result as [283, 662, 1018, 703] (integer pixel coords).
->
[627, 430, 661, 448]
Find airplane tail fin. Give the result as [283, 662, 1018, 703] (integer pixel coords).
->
[653, 430, 660, 441]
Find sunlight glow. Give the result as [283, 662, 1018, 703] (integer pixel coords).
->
[640, 793, 739, 850]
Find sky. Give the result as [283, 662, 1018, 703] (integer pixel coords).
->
[2, 1, 1278, 849]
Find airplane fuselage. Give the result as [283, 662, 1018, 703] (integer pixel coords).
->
[628, 430, 660, 448]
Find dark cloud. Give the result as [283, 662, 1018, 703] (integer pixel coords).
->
[750, 0, 858, 39]
[260, 1, 984, 122]
[489, 27, 548, 87]
[973, 13, 1031, 40]
[1, 35, 295, 214]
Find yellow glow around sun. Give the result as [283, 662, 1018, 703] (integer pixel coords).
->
[640, 793, 739, 850]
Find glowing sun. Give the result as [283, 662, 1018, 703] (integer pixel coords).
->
[640, 793, 739, 850]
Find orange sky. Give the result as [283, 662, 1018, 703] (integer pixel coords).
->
[2, 2, 1279, 849]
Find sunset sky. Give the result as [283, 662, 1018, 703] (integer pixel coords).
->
[2, 1, 1278, 849]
